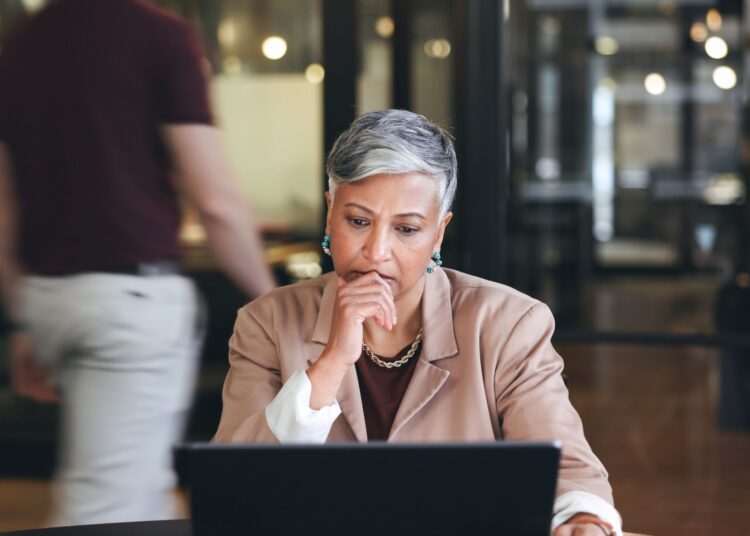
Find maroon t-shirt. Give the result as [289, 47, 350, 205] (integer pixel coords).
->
[356, 340, 422, 441]
[0, 0, 213, 274]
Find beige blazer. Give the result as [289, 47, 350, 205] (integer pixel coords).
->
[215, 268, 614, 504]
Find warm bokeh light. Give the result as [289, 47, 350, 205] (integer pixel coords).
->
[644, 73, 667, 95]
[689, 21, 708, 43]
[261, 36, 288, 60]
[424, 39, 451, 59]
[712, 65, 737, 90]
[218, 21, 237, 48]
[704, 173, 744, 205]
[706, 8, 722, 31]
[20, 0, 45, 12]
[375, 16, 394, 38]
[305, 63, 325, 84]
[595, 36, 619, 56]
[705, 36, 728, 59]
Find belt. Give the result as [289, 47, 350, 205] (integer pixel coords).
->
[36, 259, 181, 277]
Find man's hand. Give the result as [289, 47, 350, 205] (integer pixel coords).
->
[9, 331, 59, 403]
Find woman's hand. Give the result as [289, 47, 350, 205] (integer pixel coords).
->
[326, 272, 396, 365]
[307, 272, 396, 409]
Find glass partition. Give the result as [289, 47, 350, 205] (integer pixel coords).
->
[358, 0, 393, 113]
[506, 0, 745, 328]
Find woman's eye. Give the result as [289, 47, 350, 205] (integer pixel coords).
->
[348, 217, 369, 227]
[398, 226, 419, 235]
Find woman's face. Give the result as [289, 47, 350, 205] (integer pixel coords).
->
[325, 173, 452, 300]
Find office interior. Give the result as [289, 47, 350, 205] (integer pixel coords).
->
[1, 0, 749, 534]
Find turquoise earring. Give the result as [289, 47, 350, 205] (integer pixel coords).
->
[321, 234, 331, 256]
[426, 252, 443, 273]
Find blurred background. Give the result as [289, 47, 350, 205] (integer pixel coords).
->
[1, 0, 749, 534]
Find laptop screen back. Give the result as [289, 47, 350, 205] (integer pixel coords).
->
[186, 441, 561, 536]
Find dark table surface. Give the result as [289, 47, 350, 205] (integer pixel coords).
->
[1, 520, 191, 536]
[0, 520, 648, 536]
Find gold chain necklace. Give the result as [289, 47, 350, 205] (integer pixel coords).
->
[363, 328, 423, 369]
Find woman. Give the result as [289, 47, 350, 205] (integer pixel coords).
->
[215, 110, 622, 535]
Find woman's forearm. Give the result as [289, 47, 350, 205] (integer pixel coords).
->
[306, 352, 351, 409]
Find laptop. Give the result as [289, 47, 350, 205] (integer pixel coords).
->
[184, 441, 561, 536]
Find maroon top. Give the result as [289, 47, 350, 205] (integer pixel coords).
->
[0, 0, 213, 274]
[356, 340, 422, 441]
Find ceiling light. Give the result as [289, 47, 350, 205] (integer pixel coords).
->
[712, 66, 737, 90]
[644, 73, 666, 96]
[705, 36, 728, 59]
[305, 63, 325, 84]
[595, 36, 619, 56]
[706, 8, 722, 31]
[374, 17, 394, 38]
[423, 39, 451, 59]
[219, 21, 237, 48]
[262, 36, 288, 60]
[689, 22, 708, 43]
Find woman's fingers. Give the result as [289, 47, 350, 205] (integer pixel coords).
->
[339, 285, 396, 327]
[338, 292, 394, 331]
[324, 272, 400, 368]
[344, 273, 394, 298]
[339, 273, 396, 325]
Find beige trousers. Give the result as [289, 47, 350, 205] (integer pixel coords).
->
[20, 273, 204, 526]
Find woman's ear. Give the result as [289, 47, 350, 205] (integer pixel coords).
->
[433, 211, 453, 252]
[324, 191, 332, 234]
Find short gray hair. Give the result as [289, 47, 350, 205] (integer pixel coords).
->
[326, 109, 457, 218]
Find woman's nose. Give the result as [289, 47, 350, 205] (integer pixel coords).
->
[363, 228, 391, 262]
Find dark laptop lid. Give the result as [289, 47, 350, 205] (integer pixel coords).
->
[185, 441, 561, 536]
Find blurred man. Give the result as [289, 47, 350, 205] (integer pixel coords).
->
[0, 0, 275, 525]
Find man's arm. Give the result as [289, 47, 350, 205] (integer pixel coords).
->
[0, 142, 58, 403]
[161, 124, 276, 298]
[0, 142, 20, 322]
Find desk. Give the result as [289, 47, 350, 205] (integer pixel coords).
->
[1, 520, 191, 536]
[2, 522, 647, 536]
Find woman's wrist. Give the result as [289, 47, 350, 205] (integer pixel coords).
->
[307, 351, 351, 409]
[314, 349, 353, 375]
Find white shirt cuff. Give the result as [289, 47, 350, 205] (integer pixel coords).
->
[552, 490, 623, 536]
[265, 369, 342, 444]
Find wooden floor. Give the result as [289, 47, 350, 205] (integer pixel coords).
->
[564, 343, 750, 536]
[566, 277, 750, 536]
[1, 277, 749, 535]
[0, 480, 52, 532]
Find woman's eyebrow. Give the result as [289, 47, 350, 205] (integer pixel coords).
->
[396, 212, 426, 220]
[344, 203, 374, 213]
[344, 203, 426, 220]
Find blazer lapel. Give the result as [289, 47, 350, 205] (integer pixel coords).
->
[311, 273, 368, 442]
[389, 270, 459, 440]
[388, 359, 449, 439]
